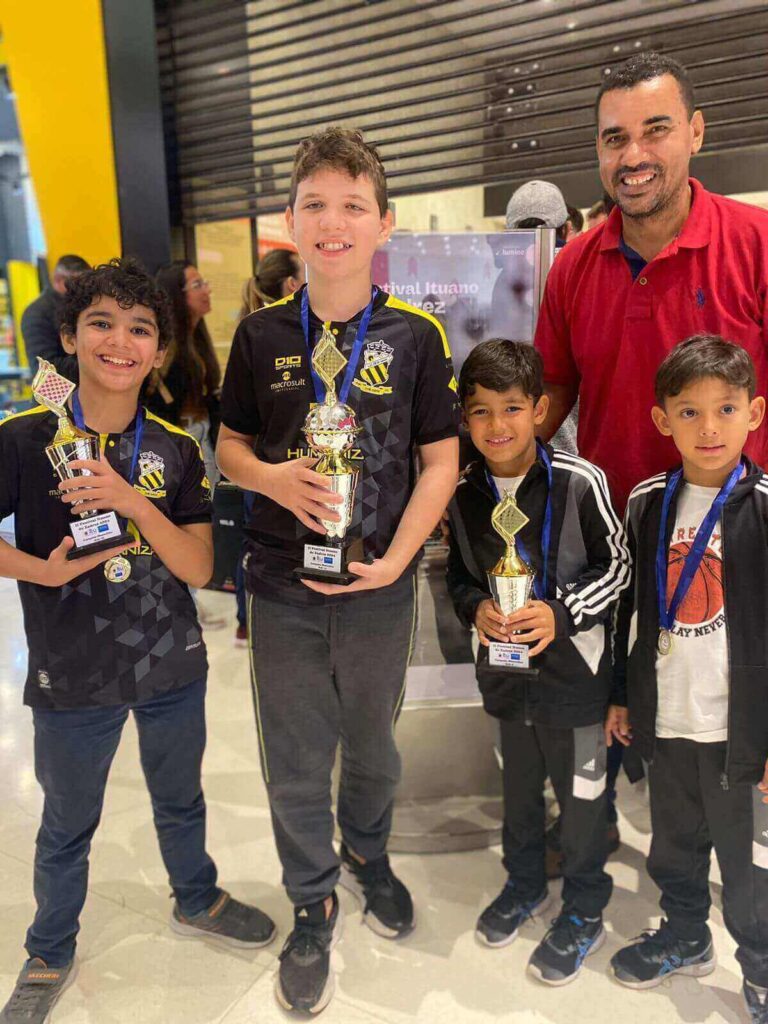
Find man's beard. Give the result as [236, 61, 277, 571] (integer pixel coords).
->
[610, 164, 683, 221]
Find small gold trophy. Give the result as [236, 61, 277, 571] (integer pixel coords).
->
[485, 490, 538, 672]
[32, 358, 134, 561]
[293, 327, 362, 585]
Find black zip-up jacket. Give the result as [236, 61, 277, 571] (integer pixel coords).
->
[613, 458, 768, 786]
[447, 446, 630, 727]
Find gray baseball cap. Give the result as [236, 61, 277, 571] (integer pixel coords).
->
[505, 180, 568, 229]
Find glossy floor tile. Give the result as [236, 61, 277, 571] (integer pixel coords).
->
[0, 578, 749, 1023]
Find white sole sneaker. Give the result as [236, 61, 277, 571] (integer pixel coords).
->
[274, 905, 344, 1015]
[475, 890, 553, 949]
[612, 951, 717, 990]
[528, 925, 606, 986]
[339, 864, 415, 939]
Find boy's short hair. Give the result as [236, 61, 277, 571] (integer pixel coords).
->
[459, 339, 544, 406]
[60, 257, 173, 349]
[288, 126, 388, 217]
[655, 334, 757, 404]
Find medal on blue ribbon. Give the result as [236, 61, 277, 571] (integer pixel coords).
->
[300, 286, 377, 406]
[655, 461, 742, 655]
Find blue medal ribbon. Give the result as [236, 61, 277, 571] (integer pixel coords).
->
[300, 285, 378, 405]
[71, 391, 145, 487]
[655, 462, 742, 634]
[485, 439, 553, 601]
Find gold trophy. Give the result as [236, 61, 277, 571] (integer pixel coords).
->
[293, 327, 361, 585]
[32, 358, 134, 560]
[485, 489, 538, 672]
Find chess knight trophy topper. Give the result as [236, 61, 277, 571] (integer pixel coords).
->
[32, 358, 134, 561]
[485, 489, 538, 673]
[294, 327, 362, 585]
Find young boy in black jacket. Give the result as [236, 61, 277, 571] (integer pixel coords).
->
[446, 339, 629, 985]
[607, 335, 768, 1024]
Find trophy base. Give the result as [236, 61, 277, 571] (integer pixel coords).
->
[481, 663, 540, 679]
[66, 531, 134, 561]
[293, 566, 358, 586]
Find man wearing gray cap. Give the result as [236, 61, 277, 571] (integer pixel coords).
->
[505, 179, 570, 238]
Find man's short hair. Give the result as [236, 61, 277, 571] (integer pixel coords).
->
[595, 51, 696, 120]
[54, 254, 90, 275]
[459, 339, 544, 406]
[288, 126, 388, 216]
[60, 257, 173, 349]
[655, 334, 756, 404]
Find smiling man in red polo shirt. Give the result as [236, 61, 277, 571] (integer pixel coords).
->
[535, 51, 768, 512]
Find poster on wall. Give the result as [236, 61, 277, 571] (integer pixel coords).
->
[371, 231, 555, 703]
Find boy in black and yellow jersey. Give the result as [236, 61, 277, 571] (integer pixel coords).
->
[218, 128, 459, 1013]
[0, 260, 273, 1024]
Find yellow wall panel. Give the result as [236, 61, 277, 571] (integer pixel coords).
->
[0, 0, 121, 271]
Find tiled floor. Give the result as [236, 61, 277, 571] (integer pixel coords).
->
[0, 578, 748, 1023]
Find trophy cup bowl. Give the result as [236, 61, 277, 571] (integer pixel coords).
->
[304, 400, 360, 539]
[46, 435, 101, 515]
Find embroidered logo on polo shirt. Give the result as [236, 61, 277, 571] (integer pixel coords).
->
[37, 670, 51, 689]
[353, 339, 394, 396]
[695, 287, 706, 308]
[136, 451, 167, 499]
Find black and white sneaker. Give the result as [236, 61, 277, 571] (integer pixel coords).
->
[528, 910, 605, 986]
[610, 919, 716, 989]
[339, 843, 414, 938]
[476, 883, 551, 948]
[0, 959, 76, 1023]
[744, 980, 768, 1024]
[275, 892, 343, 1015]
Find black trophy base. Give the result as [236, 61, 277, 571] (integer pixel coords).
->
[66, 530, 134, 561]
[481, 663, 540, 679]
[293, 566, 359, 586]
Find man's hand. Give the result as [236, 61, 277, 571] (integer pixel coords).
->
[36, 536, 133, 587]
[474, 598, 511, 646]
[758, 757, 768, 805]
[58, 458, 145, 521]
[301, 556, 402, 596]
[505, 600, 556, 657]
[605, 704, 632, 748]
[260, 457, 343, 533]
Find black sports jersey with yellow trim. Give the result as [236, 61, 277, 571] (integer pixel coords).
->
[220, 285, 459, 604]
[0, 406, 211, 709]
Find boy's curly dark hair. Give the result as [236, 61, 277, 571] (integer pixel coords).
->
[59, 257, 173, 349]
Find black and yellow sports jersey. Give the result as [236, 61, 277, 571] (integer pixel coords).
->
[221, 285, 459, 604]
[0, 406, 211, 709]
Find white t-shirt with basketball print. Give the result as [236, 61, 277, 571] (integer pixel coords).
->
[656, 482, 728, 743]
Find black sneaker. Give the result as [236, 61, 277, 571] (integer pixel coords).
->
[276, 892, 342, 1015]
[0, 959, 76, 1023]
[528, 910, 605, 985]
[610, 919, 716, 989]
[476, 883, 551, 948]
[744, 980, 768, 1023]
[339, 843, 414, 938]
[170, 890, 276, 949]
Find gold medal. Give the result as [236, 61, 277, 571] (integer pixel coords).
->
[104, 555, 131, 583]
[657, 628, 673, 656]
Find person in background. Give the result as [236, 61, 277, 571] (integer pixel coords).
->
[565, 204, 584, 242]
[21, 255, 90, 375]
[238, 248, 305, 320]
[585, 198, 611, 230]
[234, 248, 305, 647]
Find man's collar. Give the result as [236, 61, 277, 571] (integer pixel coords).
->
[600, 178, 712, 254]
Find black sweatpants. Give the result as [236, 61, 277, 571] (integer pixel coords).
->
[500, 720, 613, 918]
[647, 738, 768, 987]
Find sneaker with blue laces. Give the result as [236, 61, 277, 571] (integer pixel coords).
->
[476, 883, 551, 948]
[528, 910, 605, 985]
[744, 980, 768, 1023]
[610, 919, 716, 989]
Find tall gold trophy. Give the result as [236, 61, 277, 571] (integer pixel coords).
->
[32, 358, 134, 560]
[485, 490, 538, 672]
[293, 327, 362, 585]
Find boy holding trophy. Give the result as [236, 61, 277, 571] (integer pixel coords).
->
[0, 260, 274, 1024]
[217, 127, 459, 1013]
[446, 339, 629, 984]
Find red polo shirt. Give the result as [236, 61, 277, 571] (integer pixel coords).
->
[535, 178, 768, 512]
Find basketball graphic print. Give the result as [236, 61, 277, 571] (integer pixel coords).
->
[667, 541, 723, 624]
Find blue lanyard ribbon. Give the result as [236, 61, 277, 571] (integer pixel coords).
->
[300, 286, 377, 405]
[72, 391, 145, 486]
[655, 462, 742, 631]
[485, 439, 553, 601]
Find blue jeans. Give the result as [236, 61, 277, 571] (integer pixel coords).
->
[26, 679, 219, 966]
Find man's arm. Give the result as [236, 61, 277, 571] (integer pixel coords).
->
[534, 249, 579, 441]
[21, 299, 61, 366]
[304, 436, 459, 595]
[539, 381, 579, 442]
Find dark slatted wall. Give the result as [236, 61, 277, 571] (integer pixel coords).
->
[156, 0, 767, 223]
